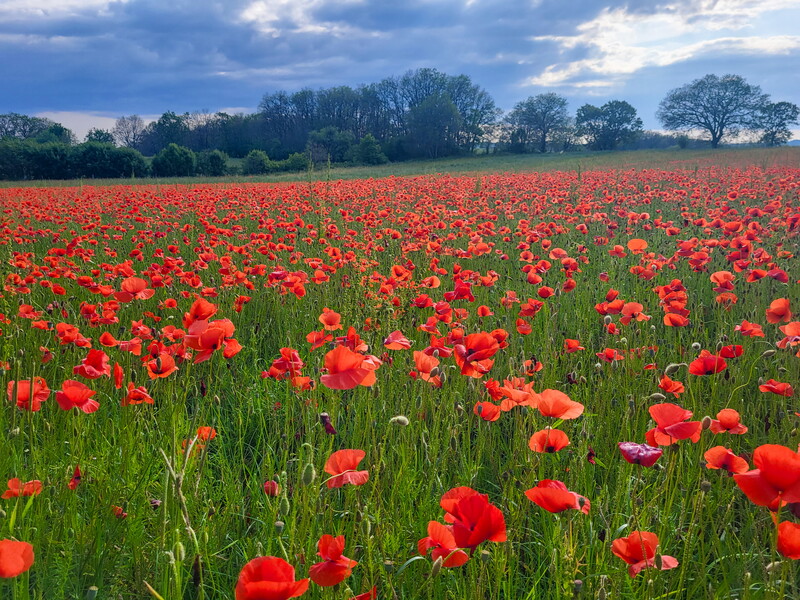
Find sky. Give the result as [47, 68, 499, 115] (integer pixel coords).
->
[1, 0, 799, 140]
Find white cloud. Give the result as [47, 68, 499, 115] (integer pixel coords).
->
[35, 111, 155, 141]
[238, 0, 367, 36]
[525, 2, 800, 88]
[0, 0, 127, 18]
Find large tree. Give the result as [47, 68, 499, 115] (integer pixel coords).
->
[113, 115, 146, 148]
[576, 100, 642, 151]
[506, 93, 569, 153]
[755, 101, 799, 147]
[657, 74, 768, 148]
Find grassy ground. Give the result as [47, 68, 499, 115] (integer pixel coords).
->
[2, 146, 799, 189]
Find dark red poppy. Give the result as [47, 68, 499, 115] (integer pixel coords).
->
[235, 556, 309, 600]
[618, 442, 663, 467]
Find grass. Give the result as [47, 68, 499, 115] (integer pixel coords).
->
[0, 153, 798, 599]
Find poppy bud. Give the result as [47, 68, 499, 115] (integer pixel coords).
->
[275, 520, 285, 534]
[302, 463, 316, 485]
[279, 495, 290, 516]
[594, 363, 602, 370]
[701, 416, 712, 430]
[430, 556, 443, 578]
[430, 366, 441, 378]
[389, 415, 409, 426]
[604, 315, 613, 325]
[761, 349, 776, 358]
[766, 562, 782, 573]
[700, 480, 712, 493]
[664, 363, 682, 375]
[573, 580, 583, 595]
[758, 377, 764, 386]
[200, 379, 207, 397]
[648, 393, 666, 401]
[691, 342, 701, 351]
[361, 518, 372, 538]
[192, 555, 202, 588]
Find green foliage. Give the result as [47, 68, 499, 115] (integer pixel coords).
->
[196, 150, 230, 177]
[756, 101, 800, 147]
[307, 127, 355, 164]
[84, 128, 115, 144]
[242, 149, 272, 175]
[352, 134, 388, 165]
[152, 143, 196, 177]
[576, 101, 643, 151]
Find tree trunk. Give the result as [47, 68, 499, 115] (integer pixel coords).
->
[539, 131, 547, 154]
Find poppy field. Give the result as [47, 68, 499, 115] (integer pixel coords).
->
[1, 163, 799, 599]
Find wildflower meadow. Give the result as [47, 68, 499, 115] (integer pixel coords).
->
[1, 160, 799, 599]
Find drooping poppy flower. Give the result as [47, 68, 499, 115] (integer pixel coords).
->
[709, 408, 747, 434]
[324, 449, 369, 489]
[73, 349, 111, 379]
[7, 377, 50, 411]
[646, 403, 702, 446]
[611, 531, 678, 577]
[688, 350, 727, 376]
[704, 446, 749, 475]
[618, 442, 663, 467]
[766, 298, 792, 324]
[759, 379, 794, 398]
[777, 521, 800, 560]
[537, 389, 584, 420]
[2, 479, 43, 499]
[418, 521, 469, 567]
[734, 444, 800, 508]
[0, 539, 34, 578]
[235, 556, 309, 600]
[383, 330, 411, 350]
[122, 382, 155, 406]
[658, 374, 684, 398]
[320, 346, 380, 390]
[528, 429, 570, 453]
[525, 479, 590, 514]
[309, 535, 358, 587]
[55, 380, 99, 414]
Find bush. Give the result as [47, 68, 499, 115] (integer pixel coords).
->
[151, 143, 195, 177]
[243, 149, 272, 175]
[353, 134, 388, 165]
[196, 150, 229, 177]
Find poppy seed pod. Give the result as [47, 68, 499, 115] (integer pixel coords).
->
[648, 393, 666, 401]
[700, 480, 712, 493]
[761, 349, 776, 358]
[691, 342, 702, 351]
[302, 463, 316, 485]
[701, 416, 712, 430]
[604, 315, 613, 325]
[389, 415, 409, 426]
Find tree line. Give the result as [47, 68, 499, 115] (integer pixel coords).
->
[1, 71, 797, 180]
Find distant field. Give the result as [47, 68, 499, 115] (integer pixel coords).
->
[2, 146, 799, 188]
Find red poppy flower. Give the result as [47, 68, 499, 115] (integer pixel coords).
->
[411, 351, 441, 387]
[645, 403, 701, 446]
[766, 298, 791, 324]
[596, 348, 625, 363]
[563, 339, 585, 353]
[658, 375, 684, 398]
[473, 401, 501, 422]
[444, 490, 507, 550]
[618, 442, 663, 467]
[0, 539, 34, 578]
[7, 377, 50, 411]
[759, 379, 794, 398]
[235, 556, 309, 600]
[611, 531, 678, 577]
[383, 330, 411, 350]
[320, 346, 380, 390]
[734, 320, 764, 338]
[2, 478, 43, 499]
[114, 277, 155, 302]
[704, 446, 749, 475]
[183, 297, 218, 327]
[418, 521, 469, 567]
[324, 449, 369, 489]
[528, 429, 570, 453]
[318, 308, 343, 331]
[309, 535, 358, 587]
[68, 465, 81, 491]
[525, 479, 590, 514]
[688, 350, 726, 375]
[734, 444, 800, 508]
[537, 389, 584, 420]
[55, 380, 99, 414]
[718, 345, 743, 359]
[263, 480, 280, 497]
[146, 353, 178, 379]
[777, 521, 800, 559]
[122, 382, 154, 406]
[73, 349, 111, 379]
[709, 408, 747, 434]
[350, 586, 377, 600]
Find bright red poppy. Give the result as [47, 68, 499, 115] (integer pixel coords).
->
[645, 403, 701, 446]
[55, 380, 99, 413]
[537, 389, 584, 420]
[777, 521, 800, 559]
[525, 480, 590, 514]
[766, 298, 791, 324]
[759, 379, 794, 398]
[734, 444, 800, 509]
[320, 346, 380, 390]
[418, 521, 469, 567]
[611, 531, 678, 577]
[73, 349, 111, 379]
[709, 408, 747, 434]
[0, 539, 34, 578]
[309, 535, 357, 587]
[528, 429, 570, 453]
[235, 556, 309, 600]
[324, 449, 369, 489]
[7, 377, 50, 411]
[2, 478, 43, 499]
[688, 350, 726, 375]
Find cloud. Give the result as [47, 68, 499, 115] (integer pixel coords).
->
[525, 1, 800, 89]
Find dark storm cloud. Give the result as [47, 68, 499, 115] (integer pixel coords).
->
[0, 0, 797, 134]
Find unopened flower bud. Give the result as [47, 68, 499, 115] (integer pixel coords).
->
[430, 556, 443, 578]
[275, 520, 285, 534]
[649, 393, 666, 401]
[761, 349, 776, 358]
[691, 342, 702, 351]
[302, 463, 316, 485]
[604, 315, 613, 325]
[279, 495, 290, 516]
[700, 480, 712, 493]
